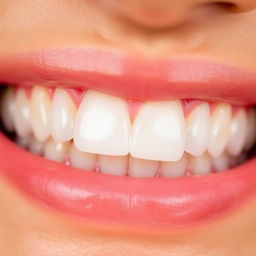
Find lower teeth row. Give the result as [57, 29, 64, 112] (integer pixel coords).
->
[16, 134, 246, 178]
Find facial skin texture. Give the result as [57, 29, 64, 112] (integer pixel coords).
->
[1, 0, 256, 255]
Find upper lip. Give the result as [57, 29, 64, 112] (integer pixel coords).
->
[0, 48, 256, 104]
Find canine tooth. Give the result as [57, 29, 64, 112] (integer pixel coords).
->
[51, 88, 76, 142]
[190, 153, 212, 175]
[14, 89, 32, 137]
[69, 143, 97, 171]
[1, 88, 15, 131]
[30, 86, 51, 141]
[160, 153, 188, 177]
[99, 155, 128, 176]
[208, 103, 232, 157]
[44, 139, 70, 163]
[29, 137, 45, 155]
[130, 100, 185, 161]
[227, 109, 247, 156]
[74, 90, 131, 156]
[185, 103, 209, 156]
[212, 153, 229, 172]
[128, 157, 159, 178]
[245, 109, 256, 150]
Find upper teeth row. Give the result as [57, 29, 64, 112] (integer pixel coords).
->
[1, 86, 255, 162]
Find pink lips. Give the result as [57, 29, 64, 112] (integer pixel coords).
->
[1, 48, 256, 104]
[0, 48, 256, 233]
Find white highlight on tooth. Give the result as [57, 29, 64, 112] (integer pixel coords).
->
[99, 155, 128, 176]
[30, 86, 51, 142]
[129, 157, 159, 178]
[227, 108, 247, 156]
[212, 153, 229, 172]
[51, 88, 77, 142]
[160, 153, 188, 177]
[44, 139, 70, 163]
[69, 143, 97, 171]
[185, 103, 209, 156]
[245, 109, 256, 150]
[130, 100, 185, 161]
[208, 103, 232, 157]
[190, 153, 212, 175]
[1, 88, 15, 132]
[29, 136, 45, 155]
[74, 90, 131, 156]
[14, 89, 32, 137]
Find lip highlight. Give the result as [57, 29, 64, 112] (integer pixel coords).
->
[1, 48, 256, 232]
[1, 48, 256, 104]
[1, 133, 256, 232]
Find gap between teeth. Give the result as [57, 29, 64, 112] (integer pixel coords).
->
[1, 86, 256, 178]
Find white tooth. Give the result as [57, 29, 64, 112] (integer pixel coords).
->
[69, 143, 97, 171]
[74, 90, 131, 156]
[185, 103, 210, 156]
[51, 88, 77, 142]
[160, 153, 188, 178]
[14, 89, 32, 137]
[227, 109, 247, 156]
[130, 100, 185, 161]
[1, 88, 15, 132]
[212, 153, 229, 172]
[16, 136, 30, 149]
[128, 157, 159, 178]
[99, 155, 128, 176]
[190, 153, 212, 175]
[44, 139, 70, 163]
[245, 109, 256, 150]
[208, 103, 232, 157]
[29, 136, 45, 155]
[30, 86, 51, 141]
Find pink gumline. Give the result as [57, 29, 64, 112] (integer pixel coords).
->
[11, 85, 251, 119]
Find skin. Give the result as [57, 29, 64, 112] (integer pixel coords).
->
[1, 0, 256, 255]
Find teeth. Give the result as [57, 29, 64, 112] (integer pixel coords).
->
[128, 157, 159, 178]
[208, 103, 232, 157]
[14, 89, 32, 137]
[51, 88, 77, 143]
[30, 86, 51, 142]
[29, 136, 45, 155]
[130, 100, 185, 161]
[185, 103, 210, 156]
[1, 87, 15, 132]
[44, 139, 70, 163]
[212, 153, 229, 172]
[227, 109, 247, 156]
[16, 136, 30, 149]
[74, 90, 131, 156]
[245, 109, 256, 150]
[3, 86, 255, 178]
[69, 143, 97, 171]
[160, 153, 188, 177]
[99, 155, 128, 176]
[190, 153, 212, 175]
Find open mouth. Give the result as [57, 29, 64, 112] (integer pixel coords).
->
[1, 48, 256, 233]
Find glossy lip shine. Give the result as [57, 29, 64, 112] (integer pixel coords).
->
[1, 48, 256, 232]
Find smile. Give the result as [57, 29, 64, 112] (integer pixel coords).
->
[1, 48, 256, 233]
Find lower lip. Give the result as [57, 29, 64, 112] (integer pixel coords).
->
[1, 133, 256, 232]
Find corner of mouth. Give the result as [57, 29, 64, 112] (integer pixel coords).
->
[1, 49, 256, 233]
